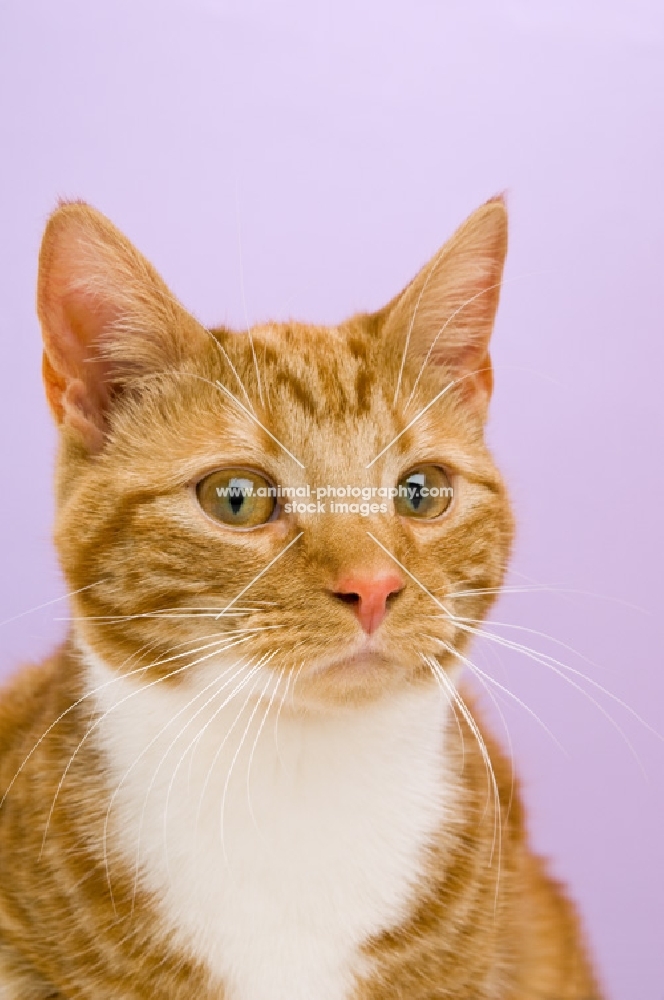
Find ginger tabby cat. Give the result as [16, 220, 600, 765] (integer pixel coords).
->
[0, 198, 602, 998]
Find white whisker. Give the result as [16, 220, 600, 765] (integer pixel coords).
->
[246, 662, 284, 835]
[132, 659, 260, 909]
[0, 580, 106, 630]
[160, 662, 264, 884]
[0, 630, 233, 816]
[191, 664, 265, 862]
[434, 639, 517, 820]
[366, 366, 491, 469]
[39, 633, 256, 858]
[102, 659, 244, 910]
[455, 621, 656, 771]
[403, 280, 508, 412]
[215, 533, 304, 620]
[426, 656, 503, 900]
[215, 380, 304, 469]
[450, 641, 565, 754]
[392, 244, 448, 406]
[273, 663, 294, 770]
[449, 582, 649, 615]
[366, 532, 452, 614]
[219, 667, 274, 867]
[442, 613, 600, 676]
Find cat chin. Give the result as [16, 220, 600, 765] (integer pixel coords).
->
[291, 653, 441, 712]
[324, 651, 395, 673]
[307, 643, 392, 676]
[305, 651, 400, 699]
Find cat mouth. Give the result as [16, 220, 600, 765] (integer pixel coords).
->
[323, 651, 393, 673]
[308, 640, 395, 677]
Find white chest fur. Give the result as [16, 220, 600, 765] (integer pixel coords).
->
[86, 653, 456, 1000]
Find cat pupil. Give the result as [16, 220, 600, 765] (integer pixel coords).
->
[407, 474, 425, 510]
[227, 478, 251, 516]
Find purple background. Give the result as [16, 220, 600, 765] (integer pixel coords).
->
[1, 2, 663, 996]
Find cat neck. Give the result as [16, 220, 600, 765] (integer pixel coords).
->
[83, 641, 461, 1000]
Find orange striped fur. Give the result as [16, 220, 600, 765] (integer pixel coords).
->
[0, 200, 602, 998]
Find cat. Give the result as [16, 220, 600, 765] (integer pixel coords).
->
[0, 197, 603, 999]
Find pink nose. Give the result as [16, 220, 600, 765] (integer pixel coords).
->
[332, 573, 404, 634]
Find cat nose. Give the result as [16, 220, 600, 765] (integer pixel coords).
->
[331, 573, 404, 634]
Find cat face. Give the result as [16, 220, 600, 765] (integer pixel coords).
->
[37, 200, 513, 707]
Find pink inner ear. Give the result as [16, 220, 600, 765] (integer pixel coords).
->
[38, 202, 213, 451]
[65, 286, 118, 393]
[428, 335, 482, 368]
[386, 199, 507, 394]
[59, 378, 108, 452]
[38, 203, 213, 453]
[40, 258, 117, 450]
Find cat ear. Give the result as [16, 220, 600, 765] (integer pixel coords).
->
[385, 196, 508, 414]
[37, 201, 208, 452]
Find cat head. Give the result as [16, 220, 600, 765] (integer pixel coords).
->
[37, 199, 513, 707]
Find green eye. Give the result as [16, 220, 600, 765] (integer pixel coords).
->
[196, 469, 276, 528]
[394, 466, 453, 520]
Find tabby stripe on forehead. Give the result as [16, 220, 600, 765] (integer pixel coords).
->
[274, 370, 319, 418]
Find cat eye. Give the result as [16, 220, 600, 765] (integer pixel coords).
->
[196, 469, 277, 528]
[394, 465, 453, 520]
